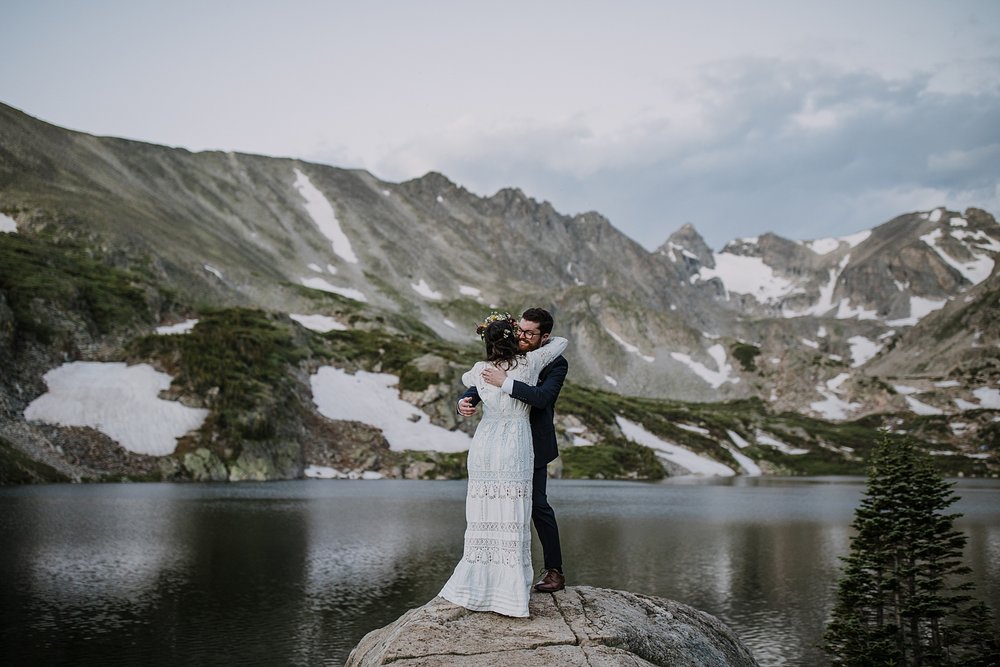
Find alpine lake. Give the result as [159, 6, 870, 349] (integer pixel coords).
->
[2, 477, 998, 666]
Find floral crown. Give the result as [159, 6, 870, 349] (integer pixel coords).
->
[475, 311, 517, 340]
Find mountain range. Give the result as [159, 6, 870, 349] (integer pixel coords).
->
[1, 102, 997, 482]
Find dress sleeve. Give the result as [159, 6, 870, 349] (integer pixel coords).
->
[462, 362, 482, 388]
[527, 336, 568, 370]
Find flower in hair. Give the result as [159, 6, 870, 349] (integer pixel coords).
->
[475, 311, 516, 339]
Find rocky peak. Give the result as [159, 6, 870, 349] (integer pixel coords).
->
[399, 171, 463, 201]
[964, 206, 1000, 230]
[659, 222, 715, 269]
[485, 186, 555, 221]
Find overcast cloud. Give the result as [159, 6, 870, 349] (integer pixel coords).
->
[2, 1, 998, 248]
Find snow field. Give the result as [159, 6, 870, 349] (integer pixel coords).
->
[0, 212, 17, 233]
[24, 362, 208, 456]
[697, 253, 801, 302]
[310, 367, 471, 453]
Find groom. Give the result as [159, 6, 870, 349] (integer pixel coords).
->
[457, 307, 568, 593]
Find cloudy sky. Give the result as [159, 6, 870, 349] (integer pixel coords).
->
[3, 1, 999, 249]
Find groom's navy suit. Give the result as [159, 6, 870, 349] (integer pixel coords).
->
[461, 353, 568, 571]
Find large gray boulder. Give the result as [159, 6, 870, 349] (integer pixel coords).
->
[346, 586, 758, 666]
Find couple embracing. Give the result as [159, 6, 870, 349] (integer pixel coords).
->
[438, 307, 568, 618]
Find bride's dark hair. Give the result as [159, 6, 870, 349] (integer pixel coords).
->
[483, 320, 520, 370]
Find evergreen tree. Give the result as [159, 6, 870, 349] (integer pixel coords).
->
[824, 433, 999, 666]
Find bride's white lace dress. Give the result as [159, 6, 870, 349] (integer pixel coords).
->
[439, 337, 568, 617]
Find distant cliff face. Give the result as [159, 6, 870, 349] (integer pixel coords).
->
[1, 102, 998, 483]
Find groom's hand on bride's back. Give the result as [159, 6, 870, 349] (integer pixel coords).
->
[457, 397, 478, 417]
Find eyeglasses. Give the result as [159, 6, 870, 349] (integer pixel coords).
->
[517, 329, 542, 339]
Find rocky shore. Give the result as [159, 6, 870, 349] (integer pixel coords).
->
[346, 586, 759, 666]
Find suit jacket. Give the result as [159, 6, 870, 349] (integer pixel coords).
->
[460, 354, 569, 467]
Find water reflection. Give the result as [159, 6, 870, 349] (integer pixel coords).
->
[1, 478, 997, 667]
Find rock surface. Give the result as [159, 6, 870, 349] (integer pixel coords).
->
[346, 586, 759, 666]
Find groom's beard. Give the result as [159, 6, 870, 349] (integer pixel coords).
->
[518, 339, 541, 353]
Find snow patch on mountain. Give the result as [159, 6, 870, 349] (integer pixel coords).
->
[459, 285, 484, 302]
[799, 230, 870, 255]
[616, 416, 735, 476]
[810, 373, 861, 420]
[787, 255, 850, 318]
[606, 329, 655, 362]
[840, 230, 872, 248]
[677, 423, 710, 435]
[290, 313, 348, 332]
[669, 344, 739, 389]
[973, 387, 1000, 409]
[156, 319, 198, 335]
[697, 253, 801, 302]
[24, 362, 208, 456]
[848, 336, 881, 367]
[411, 279, 442, 300]
[727, 430, 750, 449]
[300, 277, 367, 302]
[0, 212, 17, 233]
[293, 167, 359, 264]
[662, 242, 700, 263]
[304, 465, 383, 480]
[725, 444, 762, 476]
[835, 298, 879, 320]
[920, 228, 996, 286]
[905, 396, 944, 415]
[755, 431, 809, 455]
[886, 296, 948, 327]
[310, 367, 471, 453]
[803, 237, 840, 255]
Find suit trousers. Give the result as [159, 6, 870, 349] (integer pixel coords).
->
[532, 464, 562, 572]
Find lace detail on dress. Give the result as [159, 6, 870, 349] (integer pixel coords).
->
[463, 537, 532, 568]
[467, 479, 532, 499]
[468, 521, 523, 532]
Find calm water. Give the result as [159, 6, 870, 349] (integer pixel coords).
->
[1, 478, 998, 666]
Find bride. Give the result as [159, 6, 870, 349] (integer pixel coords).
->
[439, 312, 568, 618]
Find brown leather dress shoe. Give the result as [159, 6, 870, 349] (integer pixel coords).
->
[534, 568, 565, 592]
